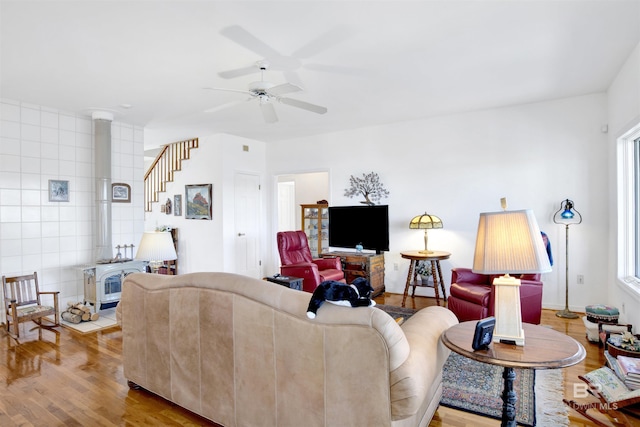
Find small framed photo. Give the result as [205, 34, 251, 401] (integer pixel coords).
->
[185, 184, 212, 220]
[48, 180, 69, 202]
[174, 194, 182, 216]
[112, 183, 131, 203]
[472, 316, 495, 350]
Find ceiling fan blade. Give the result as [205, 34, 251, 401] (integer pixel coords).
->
[204, 98, 251, 113]
[282, 71, 304, 88]
[220, 25, 283, 60]
[218, 65, 258, 79]
[268, 83, 302, 96]
[303, 63, 365, 76]
[203, 87, 252, 95]
[279, 98, 327, 115]
[260, 102, 278, 124]
[292, 25, 356, 59]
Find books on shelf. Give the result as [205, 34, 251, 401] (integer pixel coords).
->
[604, 351, 640, 390]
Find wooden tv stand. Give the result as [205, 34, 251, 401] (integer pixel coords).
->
[322, 251, 385, 297]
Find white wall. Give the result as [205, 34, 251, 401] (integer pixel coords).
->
[0, 99, 145, 311]
[144, 133, 266, 275]
[607, 41, 640, 326]
[266, 93, 610, 311]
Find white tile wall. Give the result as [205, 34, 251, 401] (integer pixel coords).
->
[0, 99, 145, 313]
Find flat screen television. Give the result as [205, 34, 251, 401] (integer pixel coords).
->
[328, 205, 389, 254]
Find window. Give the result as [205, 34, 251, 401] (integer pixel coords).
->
[636, 137, 640, 277]
[618, 123, 640, 294]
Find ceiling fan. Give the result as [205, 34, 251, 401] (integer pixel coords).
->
[204, 61, 327, 124]
[217, 25, 359, 86]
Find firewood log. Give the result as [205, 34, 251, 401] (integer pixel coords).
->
[69, 308, 90, 321]
[62, 311, 82, 324]
[90, 313, 100, 321]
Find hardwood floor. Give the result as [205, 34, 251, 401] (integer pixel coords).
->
[0, 295, 620, 426]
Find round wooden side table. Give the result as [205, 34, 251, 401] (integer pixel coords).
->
[442, 321, 586, 427]
[400, 250, 450, 307]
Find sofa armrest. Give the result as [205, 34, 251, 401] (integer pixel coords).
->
[312, 257, 341, 270]
[116, 301, 122, 326]
[451, 267, 490, 285]
[389, 306, 458, 420]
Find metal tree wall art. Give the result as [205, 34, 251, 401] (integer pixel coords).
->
[344, 172, 390, 205]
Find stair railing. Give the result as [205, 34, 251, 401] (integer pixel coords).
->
[144, 138, 199, 212]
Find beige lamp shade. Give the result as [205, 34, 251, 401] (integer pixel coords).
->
[135, 231, 177, 264]
[409, 212, 442, 254]
[471, 209, 551, 346]
[472, 209, 551, 275]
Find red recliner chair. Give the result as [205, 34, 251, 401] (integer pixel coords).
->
[276, 231, 345, 293]
[447, 268, 544, 324]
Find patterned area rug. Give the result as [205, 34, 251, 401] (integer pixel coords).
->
[375, 304, 417, 323]
[441, 352, 568, 426]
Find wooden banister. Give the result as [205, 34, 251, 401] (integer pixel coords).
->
[144, 138, 199, 212]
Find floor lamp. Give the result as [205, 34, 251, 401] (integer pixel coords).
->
[554, 199, 582, 319]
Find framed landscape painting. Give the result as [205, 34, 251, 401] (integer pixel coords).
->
[49, 180, 69, 202]
[112, 183, 131, 203]
[185, 184, 212, 220]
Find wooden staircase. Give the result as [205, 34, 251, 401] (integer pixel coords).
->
[144, 138, 199, 212]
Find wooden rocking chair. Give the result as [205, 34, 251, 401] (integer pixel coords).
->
[2, 272, 60, 340]
[564, 366, 640, 427]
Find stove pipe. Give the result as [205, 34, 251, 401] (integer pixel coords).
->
[93, 111, 113, 262]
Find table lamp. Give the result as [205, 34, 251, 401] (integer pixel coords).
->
[409, 212, 443, 254]
[472, 206, 551, 346]
[135, 231, 177, 273]
[553, 198, 582, 319]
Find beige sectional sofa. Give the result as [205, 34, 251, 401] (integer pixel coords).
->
[117, 272, 458, 427]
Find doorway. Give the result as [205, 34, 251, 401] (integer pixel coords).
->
[235, 172, 261, 279]
[276, 171, 330, 231]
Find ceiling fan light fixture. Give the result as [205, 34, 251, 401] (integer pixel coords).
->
[249, 81, 274, 92]
[205, 61, 327, 123]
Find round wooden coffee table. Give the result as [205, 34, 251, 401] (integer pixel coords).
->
[441, 321, 585, 427]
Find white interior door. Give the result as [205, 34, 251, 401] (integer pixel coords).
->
[235, 173, 261, 278]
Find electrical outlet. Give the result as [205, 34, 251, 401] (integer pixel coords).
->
[577, 274, 584, 285]
[393, 263, 399, 271]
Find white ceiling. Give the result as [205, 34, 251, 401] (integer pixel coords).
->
[2, 1, 639, 149]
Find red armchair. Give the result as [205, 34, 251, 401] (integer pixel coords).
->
[447, 268, 544, 324]
[276, 231, 345, 293]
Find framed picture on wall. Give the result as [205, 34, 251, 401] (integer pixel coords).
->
[174, 194, 182, 216]
[112, 183, 131, 203]
[185, 184, 212, 220]
[48, 180, 69, 202]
